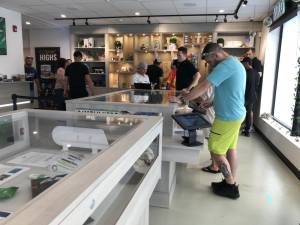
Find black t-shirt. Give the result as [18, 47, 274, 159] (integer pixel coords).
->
[65, 62, 89, 99]
[146, 64, 163, 88]
[245, 68, 260, 104]
[176, 60, 198, 91]
[252, 57, 263, 73]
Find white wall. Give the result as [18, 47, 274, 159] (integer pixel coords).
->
[27, 28, 70, 61]
[0, 7, 24, 77]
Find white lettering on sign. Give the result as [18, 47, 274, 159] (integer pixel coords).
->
[273, 0, 285, 22]
[39, 54, 57, 61]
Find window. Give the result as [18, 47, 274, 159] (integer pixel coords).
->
[273, 16, 299, 129]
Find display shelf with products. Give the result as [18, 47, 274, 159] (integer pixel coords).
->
[73, 34, 106, 87]
[0, 109, 162, 225]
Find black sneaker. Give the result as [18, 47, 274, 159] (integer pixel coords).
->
[212, 181, 240, 199]
[241, 130, 250, 137]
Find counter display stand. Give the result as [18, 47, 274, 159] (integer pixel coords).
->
[0, 109, 162, 225]
[66, 89, 205, 208]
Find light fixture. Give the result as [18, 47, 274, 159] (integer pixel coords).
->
[60, 14, 66, 18]
[85, 18, 89, 26]
[219, 9, 225, 13]
[25, 21, 31, 25]
[135, 12, 140, 16]
[224, 15, 227, 23]
[129, 33, 133, 36]
[116, 34, 120, 36]
[142, 33, 146, 36]
[33, 131, 38, 135]
[119, 18, 123, 22]
[72, 19, 76, 26]
[234, 13, 239, 19]
[215, 15, 219, 22]
[147, 16, 151, 24]
[243, 0, 248, 6]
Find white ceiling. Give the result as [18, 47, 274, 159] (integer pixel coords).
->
[0, 0, 277, 28]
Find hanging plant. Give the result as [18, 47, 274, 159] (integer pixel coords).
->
[291, 56, 300, 137]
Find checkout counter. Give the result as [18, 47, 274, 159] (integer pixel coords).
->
[66, 89, 206, 208]
[0, 109, 162, 225]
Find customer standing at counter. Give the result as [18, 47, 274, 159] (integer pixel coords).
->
[176, 46, 201, 91]
[24, 56, 41, 98]
[53, 58, 67, 110]
[65, 51, 94, 99]
[174, 43, 246, 199]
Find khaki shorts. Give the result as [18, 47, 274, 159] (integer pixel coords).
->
[208, 117, 244, 155]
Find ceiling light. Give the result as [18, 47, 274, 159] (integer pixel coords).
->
[224, 15, 227, 23]
[85, 18, 89, 26]
[105, 0, 111, 2]
[129, 33, 133, 36]
[215, 15, 219, 22]
[119, 18, 123, 22]
[33, 131, 38, 135]
[172, 33, 175, 36]
[25, 21, 31, 25]
[135, 12, 140, 16]
[142, 33, 146, 36]
[60, 14, 66, 18]
[72, 19, 76, 26]
[147, 16, 151, 24]
[243, 0, 248, 6]
[234, 13, 239, 19]
[219, 9, 225, 13]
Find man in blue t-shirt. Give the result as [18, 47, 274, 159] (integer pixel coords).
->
[180, 43, 246, 199]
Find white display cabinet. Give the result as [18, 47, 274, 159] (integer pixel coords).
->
[66, 90, 205, 208]
[0, 109, 162, 225]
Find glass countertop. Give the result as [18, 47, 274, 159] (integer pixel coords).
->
[85, 90, 178, 105]
[0, 110, 141, 215]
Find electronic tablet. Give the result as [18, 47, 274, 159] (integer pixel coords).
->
[172, 113, 211, 130]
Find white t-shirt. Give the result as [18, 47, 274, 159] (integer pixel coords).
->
[132, 73, 150, 84]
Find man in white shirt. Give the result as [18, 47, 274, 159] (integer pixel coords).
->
[132, 62, 150, 89]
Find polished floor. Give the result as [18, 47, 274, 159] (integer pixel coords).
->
[150, 133, 300, 225]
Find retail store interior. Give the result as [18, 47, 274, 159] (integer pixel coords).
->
[0, 0, 299, 224]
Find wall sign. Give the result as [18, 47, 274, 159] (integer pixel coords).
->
[35, 47, 60, 78]
[0, 17, 7, 55]
[273, 0, 286, 22]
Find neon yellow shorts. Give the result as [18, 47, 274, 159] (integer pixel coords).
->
[208, 117, 244, 155]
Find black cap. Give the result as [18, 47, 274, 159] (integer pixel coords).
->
[241, 57, 252, 65]
[201, 42, 223, 60]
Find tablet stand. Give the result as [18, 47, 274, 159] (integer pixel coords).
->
[181, 129, 202, 147]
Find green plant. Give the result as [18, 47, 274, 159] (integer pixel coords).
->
[291, 56, 300, 137]
[217, 38, 225, 47]
[169, 36, 177, 44]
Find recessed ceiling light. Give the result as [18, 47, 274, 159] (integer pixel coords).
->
[119, 18, 123, 22]
[142, 33, 146, 36]
[25, 21, 31, 25]
[60, 14, 67, 18]
[219, 9, 225, 13]
[184, 3, 196, 7]
[105, 0, 111, 2]
[135, 12, 140, 16]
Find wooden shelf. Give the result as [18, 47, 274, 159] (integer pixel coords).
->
[135, 49, 178, 53]
[109, 61, 134, 63]
[83, 61, 105, 63]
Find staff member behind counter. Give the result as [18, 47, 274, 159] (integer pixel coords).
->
[176, 47, 201, 91]
[132, 62, 151, 89]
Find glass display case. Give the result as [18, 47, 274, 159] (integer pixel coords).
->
[66, 89, 181, 137]
[0, 109, 162, 225]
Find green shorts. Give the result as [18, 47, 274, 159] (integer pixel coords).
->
[208, 117, 244, 155]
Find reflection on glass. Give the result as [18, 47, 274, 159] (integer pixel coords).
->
[83, 136, 159, 225]
[86, 90, 178, 105]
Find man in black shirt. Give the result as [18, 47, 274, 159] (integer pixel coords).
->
[65, 51, 94, 99]
[176, 47, 201, 91]
[146, 59, 163, 89]
[24, 56, 40, 98]
[245, 49, 263, 76]
[241, 57, 260, 137]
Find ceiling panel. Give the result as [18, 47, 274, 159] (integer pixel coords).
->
[0, 0, 274, 28]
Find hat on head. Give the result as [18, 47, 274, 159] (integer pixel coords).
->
[137, 62, 148, 70]
[201, 42, 223, 60]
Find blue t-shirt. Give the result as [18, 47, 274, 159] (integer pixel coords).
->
[207, 56, 246, 121]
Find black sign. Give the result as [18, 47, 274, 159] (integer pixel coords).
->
[35, 47, 60, 78]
